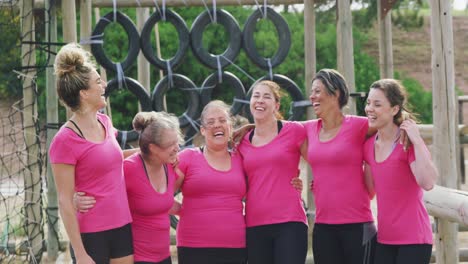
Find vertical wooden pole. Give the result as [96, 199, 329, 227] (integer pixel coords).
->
[62, 0, 77, 43]
[80, 0, 92, 51]
[304, 0, 316, 255]
[62, 0, 77, 119]
[94, 7, 112, 117]
[377, 0, 393, 78]
[336, 0, 356, 114]
[20, 0, 43, 261]
[45, 0, 59, 260]
[430, 0, 459, 263]
[137, 7, 151, 94]
[153, 7, 164, 81]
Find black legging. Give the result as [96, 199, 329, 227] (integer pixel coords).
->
[374, 243, 432, 264]
[177, 247, 246, 264]
[313, 222, 376, 264]
[246, 221, 308, 264]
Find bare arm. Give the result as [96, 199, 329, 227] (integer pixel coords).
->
[364, 163, 376, 199]
[401, 120, 438, 190]
[300, 139, 308, 160]
[52, 164, 95, 264]
[122, 148, 139, 158]
[169, 200, 182, 215]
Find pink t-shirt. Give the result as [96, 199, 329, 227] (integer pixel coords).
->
[364, 135, 432, 245]
[239, 121, 307, 227]
[304, 116, 373, 224]
[176, 148, 246, 248]
[124, 153, 177, 262]
[49, 113, 132, 233]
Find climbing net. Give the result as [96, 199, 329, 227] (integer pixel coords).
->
[0, 1, 309, 262]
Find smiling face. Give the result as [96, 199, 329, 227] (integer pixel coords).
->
[309, 79, 340, 118]
[365, 88, 400, 130]
[250, 83, 280, 122]
[151, 128, 180, 164]
[201, 105, 232, 149]
[80, 69, 107, 110]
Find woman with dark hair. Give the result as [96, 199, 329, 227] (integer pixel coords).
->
[363, 79, 437, 264]
[49, 43, 133, 264]
[303, 69, 376, 264]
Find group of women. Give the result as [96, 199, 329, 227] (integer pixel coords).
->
[49, 43, 438, 264]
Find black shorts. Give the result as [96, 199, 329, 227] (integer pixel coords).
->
[375, 242, 432, 264]
[72, 223, 133, 263]
[135, 256, 172, 264]
[177, 246, 247, 264]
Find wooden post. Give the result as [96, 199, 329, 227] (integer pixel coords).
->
[94, 7, 112, 117]
[304, 0, 316, 255]
[62, 0, 77, 119]
[137, 7, 151, 94]
[45, 0, 59, 260]
[154, 7, 165, 81]
[377, 0, 393, 78]
[336, 0, 356, 114]
[62, 0, 77, 43]
[20, 0, 43, 261]
[430, 0, 459, 263]
[80, 0, 93, 51]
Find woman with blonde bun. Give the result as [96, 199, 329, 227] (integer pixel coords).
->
[49, 43, 133, 264]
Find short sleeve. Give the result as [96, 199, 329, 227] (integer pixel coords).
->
[49, 131, 77, 165]
[288, 121, 306, 147]
[354, 116, 369, 140]
[177, 148, 194, 175]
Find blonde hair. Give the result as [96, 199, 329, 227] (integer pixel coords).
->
[54, 43, 96, 111]
[133, 111, 184, 155]
[252, 80, 284, 120]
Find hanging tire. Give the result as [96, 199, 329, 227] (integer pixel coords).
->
[140, 9, 190, 71]
[91, 11, 140, 73]
[200, 71, 246, 115]
[151, 74, 200, 128]
[190, 9, 241, 69]
[106, 77, 152, 143]
[244, 74, 305, 121]
[242, 7, 291, 70]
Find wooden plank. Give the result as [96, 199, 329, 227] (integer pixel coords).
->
[430, 0, 459, 262]
[377, 0, 393, 78]
[336, 0, 356, 114]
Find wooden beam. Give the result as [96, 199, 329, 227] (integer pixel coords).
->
[45, 0, 59, 260]
[430, 0, 459, 263]
[62, 0, 77, 43]
[80, 0, 93, 51]
[137, 7, 151, 94]
[20, 0, 43, 261]
[424, 185, 468, 226]
[336, 0, 356, 114]
[303, 0, 316, 253]
[92, 0, 303, 7]
[377, 0, 393, 78]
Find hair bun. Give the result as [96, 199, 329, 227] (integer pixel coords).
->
[54, 43, 90, 77]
